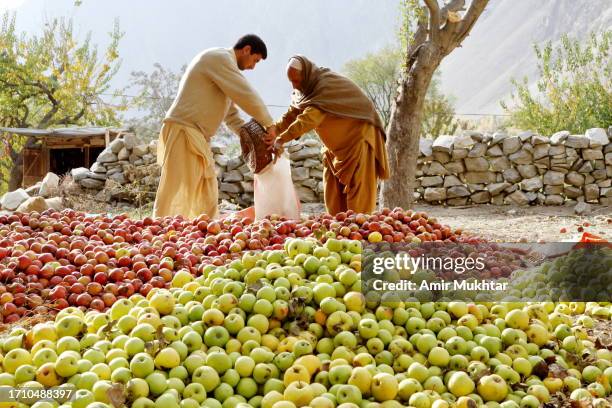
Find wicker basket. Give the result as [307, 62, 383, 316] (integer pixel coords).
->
[239, 119, 273, 174]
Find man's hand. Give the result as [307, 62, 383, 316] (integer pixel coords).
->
[263, 126, 277, 145]
[269, 139, 284, 163]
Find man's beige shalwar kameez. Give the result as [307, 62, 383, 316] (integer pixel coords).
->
[153, 48, 273, 219]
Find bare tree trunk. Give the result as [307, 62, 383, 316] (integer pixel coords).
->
[8, 146, 24, 191]
[7, 137, 34, 191]
[381, 45, 441, 209]
[380, 0, 489, 210]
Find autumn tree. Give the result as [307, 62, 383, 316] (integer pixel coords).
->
[0, 12, 125, 194]
[501, 30, 611, 135]
[381, 0, 489, 209]
[343, 46, 461, 137]
[125, 63, 186, 141]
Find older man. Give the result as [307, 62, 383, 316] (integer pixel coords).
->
[153, 34, 276, 219]
[268, 55, 389, 215]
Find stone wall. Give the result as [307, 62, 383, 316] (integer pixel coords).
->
[7, 126, 607, 212]
[69, 134, 325, 207]
[415, 128, 611, 206]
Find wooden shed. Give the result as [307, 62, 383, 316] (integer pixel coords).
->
[0, 127, 128, 188]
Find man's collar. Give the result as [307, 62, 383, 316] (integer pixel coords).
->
[228, 48, 238, 68]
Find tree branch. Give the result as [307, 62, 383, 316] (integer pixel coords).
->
[405, 20, 429, 72]
[55, 106, 87, 125]
[453, 0, 489, 46]
[423, 0, 441, 43]
[37, 105, 60, 129]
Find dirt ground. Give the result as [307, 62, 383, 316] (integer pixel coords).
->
[301, 203, 612, 242]
[413, 203, 612, 242]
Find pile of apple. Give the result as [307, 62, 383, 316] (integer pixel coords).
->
[499, 245, 612, 304]
[0, 207, 466, 318]
[0, 237, 609, 408]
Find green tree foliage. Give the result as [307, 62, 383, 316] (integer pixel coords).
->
[0, 12, 125, 194]
[501, 30, 611, 135]
[343, 46, 401, 128]
[125, 63, 186, 141]
[343, 46, 460, 138]
[422, 72, 462, 138]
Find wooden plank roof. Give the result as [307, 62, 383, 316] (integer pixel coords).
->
[0, 126, 130, 139]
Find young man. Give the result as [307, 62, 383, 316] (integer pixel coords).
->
[153, 34, 276, 219]
[267, 55, 389, 215]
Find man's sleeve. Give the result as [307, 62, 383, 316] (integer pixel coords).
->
[273, 106, 300, 134]
[206, 53, 274, 128]
[224, 103, 245, 135]
[278, 106, 326, 144]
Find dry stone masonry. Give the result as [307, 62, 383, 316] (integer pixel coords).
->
[416, 128, 611, 206]
[68, 134, 325, 208]
[2, 127, 610, 212]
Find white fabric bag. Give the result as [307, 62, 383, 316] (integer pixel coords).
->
[253, 153, 301, 220]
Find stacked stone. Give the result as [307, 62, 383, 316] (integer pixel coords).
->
[416, 128, 611, 206]
[214, 138, 325, 207]
[0, 172, 64, 213]
[288, 139, 325, 203]
[71, 134, 158, 191]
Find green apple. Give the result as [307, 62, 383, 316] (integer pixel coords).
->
[130, 353, 155, 378]
[428, 346, 450, 367]
[398, 378, 423, 401]
[56, 336, 80, 354]
[213, 382, 234, 402]
[371, 373, 398, 402]
[235, 356, 256, 377]
[54, 351, 79, 378]
[171, 270, 193, 288]
[149, 290, 175, 315]
[183, 382, 207, 403]
[154, 348, 180, 370]
[505, 309, 529, 331]
[407, 363, 429, 383]
[3, 348, 32, 373]
[336, 384, 362, 405]
[92, 380, 113, 403]
[111, 367, 132, 383]
[145, 372, 168, 396]
[71, 389, 95, 408]
[55, 315, 85, 338]
[155, 392, 180, 408]
[477, 374, 508, 402]
[76, 371, 99, 390]
[409, 391, 432, 408]
[132, 396, 155, 408]
[328, 364, 352, 385]
[236, 378, 258, 399]
[283, 381, 314, 407]
[32, 348, 57, 367]
[447, 371, 474, 397]
[127, 377, 150, 399]
[192, 366, 220, 392]
[14, 364, 36, 383]
[445, 336, 468, 356]
[182, 353, 206, 375]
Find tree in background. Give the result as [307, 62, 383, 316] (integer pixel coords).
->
[343, 46, 461, 138]
[381, 0, 489, 209]
[421, 71, 465, 138]
[0, 12, 125, 194]
[343, 46, 401, 129]
[125, 63, 185, 141]
[126, 63, 242, 153]
[501, 30, 611, 135]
